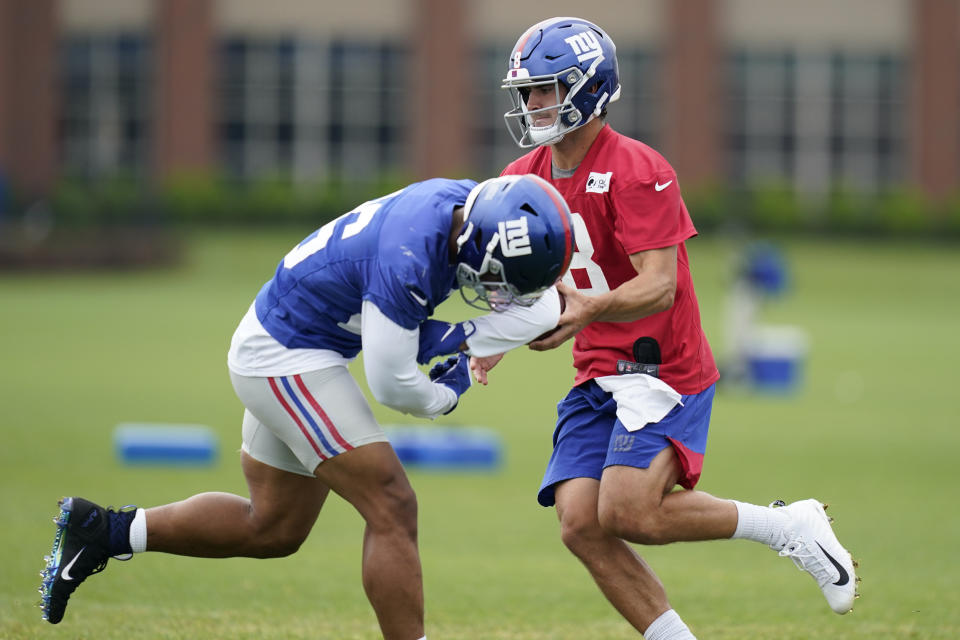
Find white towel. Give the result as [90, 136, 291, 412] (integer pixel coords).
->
[594, 373, 683, 432]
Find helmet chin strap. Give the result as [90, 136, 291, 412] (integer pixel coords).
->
[527, 111, 599, 147]
[527, 123, 566, 146]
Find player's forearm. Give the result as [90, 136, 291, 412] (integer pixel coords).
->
[361, 300, 458, 418]
[587, 273, 675, 323]
[368, 367, 458, 419]
[578, 243, 678, 323]
[466, 286, 561, 356]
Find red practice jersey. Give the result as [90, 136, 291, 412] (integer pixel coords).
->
[502, 125, 719, 395]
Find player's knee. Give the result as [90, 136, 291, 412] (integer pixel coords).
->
[249, 523, 310, 558]
[368, 473, 419, 537]
[263, 533, 306, 558]
[598, 499, 668, 545]
[388, 484, 419, 535]
[559, 511, 604, 558]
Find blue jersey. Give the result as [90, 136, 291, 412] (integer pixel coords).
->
[255, 178, 475, 357]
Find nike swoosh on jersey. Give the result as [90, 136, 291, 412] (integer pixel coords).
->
[816, 542, 850, 586]
[61, 547, 86, 581]
[408, 290, 429, 306]
[654, 180, 673, 192]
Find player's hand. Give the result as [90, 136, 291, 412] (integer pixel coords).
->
[417, 320, 476, 365]
[529, 281, 590, 351]
[470, 353, 505, 386]
[429, 354, 472, 413]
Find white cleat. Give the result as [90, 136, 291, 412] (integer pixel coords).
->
[771, 499, 858, 614]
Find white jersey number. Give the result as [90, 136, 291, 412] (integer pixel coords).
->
[283, 190, 402, 269]
[561, 212, 611, 294]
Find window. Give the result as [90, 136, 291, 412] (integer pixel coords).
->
[218, 37, 408, 182]
[726, 49, 905, 192]
[59, 34, 151, 179]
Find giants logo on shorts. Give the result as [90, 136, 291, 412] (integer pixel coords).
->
[564, 31, 603, 63]
[497, 217, 532, 257]
[613, 434, 635, 452]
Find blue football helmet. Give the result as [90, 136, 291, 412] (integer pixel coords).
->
[502, 17, 621, 148]
[456, 174, 575, 311]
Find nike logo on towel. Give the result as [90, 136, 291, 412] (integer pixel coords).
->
[817, 542, 850, 586]
[61, 547, 86, 581]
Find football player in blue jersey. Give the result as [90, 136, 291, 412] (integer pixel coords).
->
[39, 175, 575, 640]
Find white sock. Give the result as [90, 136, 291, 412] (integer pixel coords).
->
[730, 500, 790, 548]
[643, 609, 696, 640]
[129, 508, 148, 553]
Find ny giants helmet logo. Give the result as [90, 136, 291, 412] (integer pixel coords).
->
[564, 31, 603, 63]
[497, 217, 532, 257]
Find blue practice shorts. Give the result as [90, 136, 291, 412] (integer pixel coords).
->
[537, 379, 716, 507]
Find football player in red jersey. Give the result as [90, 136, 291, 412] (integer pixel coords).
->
[484, 17, 858, 638]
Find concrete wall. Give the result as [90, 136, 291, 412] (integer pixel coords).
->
[723, 0, 910, 50]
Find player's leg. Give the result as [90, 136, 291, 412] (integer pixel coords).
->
[554, 477, 674, 634]
[39, 428, 327, 624]
[539, 382, 695, 637]
[597, 382, 741, 544]
[598, 446, 739, 544]
[236, 366, 424, 639]
[39, 377, 338, 624]
[312, 441, 422, 640]
[597, 383, 858, 614]
[141, 368, 356, 557]
[142, 451, 329, 557]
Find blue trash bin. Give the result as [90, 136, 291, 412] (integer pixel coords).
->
[744, 325, 809, 393]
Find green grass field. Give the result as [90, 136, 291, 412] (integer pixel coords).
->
[1, 229, 958, 639]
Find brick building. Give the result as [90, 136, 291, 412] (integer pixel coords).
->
[0, 0, 957, 206]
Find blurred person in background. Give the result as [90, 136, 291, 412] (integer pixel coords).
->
[477, 16, 859, 639]
[39, 174, 575, 640]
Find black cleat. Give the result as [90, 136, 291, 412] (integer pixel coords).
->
[39, 497, 128, 624]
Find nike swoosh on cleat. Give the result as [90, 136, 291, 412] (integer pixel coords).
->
[60, 547, 86, 581]
[816, 542, 849, 586]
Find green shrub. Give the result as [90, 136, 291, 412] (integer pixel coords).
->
[683, 181, 729, 231]
[50, 176, 149, 227]
[747, 181, 805, 232]
[822, 184, 873, 234]
[874, 186, 931, 235]
[32, 172, 960, 241]
[939, 191, 960, 237]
